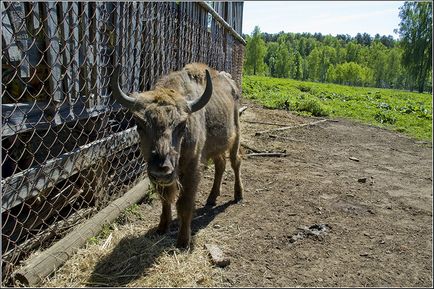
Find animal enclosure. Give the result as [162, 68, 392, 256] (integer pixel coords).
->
[1, 1, 245, 285]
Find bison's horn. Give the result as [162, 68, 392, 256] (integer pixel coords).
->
[187, 69, 213, 113]
[111, 65, 137, 109]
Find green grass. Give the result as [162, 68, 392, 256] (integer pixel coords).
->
[242, 75, 432, 141]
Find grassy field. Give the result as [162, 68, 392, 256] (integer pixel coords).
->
[242, 76, 432, 141]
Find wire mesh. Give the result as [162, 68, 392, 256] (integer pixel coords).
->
[1, 1, 245, 285]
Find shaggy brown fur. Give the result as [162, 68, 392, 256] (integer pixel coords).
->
[113, 63, 243, 248]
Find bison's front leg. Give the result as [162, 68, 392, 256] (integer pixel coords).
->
[176, 159, 200, 249]
[156, 183, 177, 234]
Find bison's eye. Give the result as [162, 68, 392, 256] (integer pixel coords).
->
[175, 121, 186, 134]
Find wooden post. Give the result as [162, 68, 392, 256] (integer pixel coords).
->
[12, 177, 151, 287]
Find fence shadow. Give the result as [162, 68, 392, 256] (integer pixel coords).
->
[87, 199, 237, 287]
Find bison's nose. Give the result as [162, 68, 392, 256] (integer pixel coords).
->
[160, 157, 174, 174]
[149, 157, 174, 182]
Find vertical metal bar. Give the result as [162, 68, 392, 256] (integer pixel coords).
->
[60, 2, 72, 112]
[94, 2, 102, 106]
[133, 2, 144, 92]
[146, 2, 155, 89]
[27, 2, 42, 77]
[125, 2, 135, 92]
[160, 3, 166, 76]
[154, 3, 161, 80]
[69, 3, 80, 103]
[115, 2, 126, 91]
[6, 2, 30, 79]
[177, 2, 184, 69]
[43, 2, 63, 104]
[2, 3, 21, 66]
[80, 2, 92, 107]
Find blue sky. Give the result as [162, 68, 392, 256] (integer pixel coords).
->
[242, 1, 405, 38]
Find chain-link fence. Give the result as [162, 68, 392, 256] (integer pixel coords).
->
[1, 1, 245, 285]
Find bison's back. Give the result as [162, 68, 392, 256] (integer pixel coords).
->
[202, 70, 240, 160]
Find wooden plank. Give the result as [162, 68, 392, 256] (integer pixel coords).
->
[5, 2, 30, 78]
[1, 3, 26, 97]
[114, 2, 123, 84]
[1, 126, 140, 211]
[142, 2, 153, 90]
[177, 2, 185, 69]
[98, 2, 111, 106]
[154, 3, 162, 80]
[94, 2, 102, 106]
[12, 177, 151, 287]
[125, 2, 134, 92]
[1, 3, 20, 64]
[132, 2, 144, 92]
[197, 2, 246, 45]
[26, 2, 42, 72]
[69, 3, 80, 104]
[192, 3, 198, 62]
[79, 2, 94, 107]
[43, 2, 63, 103]
[60, 2, 73, 111]
[116, 2, 127, 91]
[1, 101, 123, 137]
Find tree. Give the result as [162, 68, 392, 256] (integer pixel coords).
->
[385, 47, 403, 88]
[264, 42, 279, 76]
[307, 47, 321, 81]
[292, 51, 304, 80]
[369, 42, 388, 87]
[396, 2, 432, 92]
[275, 34, 290, 78]
[244, 26, 267, 75]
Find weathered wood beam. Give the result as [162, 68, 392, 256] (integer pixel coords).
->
[12, 177, 151, 287]
[1, 126, 139, 212]
[197, 1, 246, 46]
[1, 100, 123, 136]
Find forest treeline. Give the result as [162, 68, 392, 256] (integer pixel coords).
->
[243, 2, 432, 93]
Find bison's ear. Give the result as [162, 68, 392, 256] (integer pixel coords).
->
[111, 65, 138, 109]
[187, 69, 213, 113]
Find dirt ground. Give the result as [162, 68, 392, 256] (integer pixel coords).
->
[44, 100, 432, 287]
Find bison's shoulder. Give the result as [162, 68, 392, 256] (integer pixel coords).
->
[184, 63, 218, 83]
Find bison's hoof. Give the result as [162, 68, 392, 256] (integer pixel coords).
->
[205, 200, 216, 207]
[234, 196, 243, 203]
[155, 225, 169, 235]
[176, 238, 191, 250]
[155, 229, 166, 235]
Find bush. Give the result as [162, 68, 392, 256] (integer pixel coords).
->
[374, 111, 397, 124]
[294, 99, 329, 117]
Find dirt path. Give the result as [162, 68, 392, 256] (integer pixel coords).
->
[45, 100, 432, 287]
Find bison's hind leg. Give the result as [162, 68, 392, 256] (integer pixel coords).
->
[206, 154, 226, 206]
[230, 134, 243, 202]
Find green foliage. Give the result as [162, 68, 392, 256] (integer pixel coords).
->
[396, 1, 432, 93]
[293, 98, 329, 117]
[87, 203, 147, 245]
[243, 25, 432, 92]
[328, 62, 373, 86]
[374, 111, 397, 124]
[87, 223, 115, 246]
[116, 203, 144, 225]
[244, 26, 268, 75]
[242, 76, 432, 141]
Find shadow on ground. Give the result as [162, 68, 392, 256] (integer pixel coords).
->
[87, 200, 237, 287]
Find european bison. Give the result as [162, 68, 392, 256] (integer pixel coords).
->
[112, 63, 243, 248]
